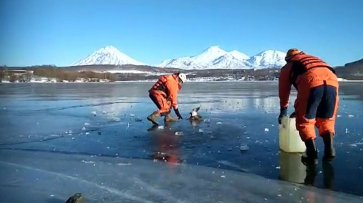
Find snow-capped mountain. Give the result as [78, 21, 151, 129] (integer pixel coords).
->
[248, 50, 286, 68]
[73, 46, 144, 66]
[159, 46, 251, 69]
[72, 45, 286, 70]
[158, 46, 286, 69]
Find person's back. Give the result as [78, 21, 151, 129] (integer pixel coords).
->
[288, 52, 338, 89]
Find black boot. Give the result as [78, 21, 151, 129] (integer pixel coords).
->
[323, 133, 336, 161]
[304, 163, 317, 186]
[301, 139, 318, 165]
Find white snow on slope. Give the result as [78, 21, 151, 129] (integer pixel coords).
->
[248, 50, 286, 68]
[73, 46, 144, 66]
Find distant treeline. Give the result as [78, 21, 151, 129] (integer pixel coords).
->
[33, 68, 117, 81]
[1, 60, 363, 82]
[0, 66, 116, 82]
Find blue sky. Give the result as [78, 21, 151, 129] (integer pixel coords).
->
[1, 0, 362, 67]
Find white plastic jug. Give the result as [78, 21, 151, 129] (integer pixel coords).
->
[279, 116, 306, 153]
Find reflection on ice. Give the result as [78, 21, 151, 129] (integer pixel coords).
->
[279, 151, 306, 184]
[279, 151, 336, 189]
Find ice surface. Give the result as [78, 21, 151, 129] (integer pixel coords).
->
[1, 149, 362, 203]
[1, 82, 363, 200]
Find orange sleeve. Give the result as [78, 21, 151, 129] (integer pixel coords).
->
[165, 76, 179, 109]
[278, 64, 292, 109]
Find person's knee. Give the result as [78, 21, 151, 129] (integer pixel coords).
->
[297, 124, 316, 141]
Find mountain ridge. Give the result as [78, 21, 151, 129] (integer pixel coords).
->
[73, 45, 286, 69]
[158, 46, 286, 69]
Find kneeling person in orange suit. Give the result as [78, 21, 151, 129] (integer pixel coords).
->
[147, 73, 186, 125]
[278, 49, 339, 165]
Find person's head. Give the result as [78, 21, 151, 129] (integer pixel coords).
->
[176, 73, 187, 84]
[285, 48, 303, 62]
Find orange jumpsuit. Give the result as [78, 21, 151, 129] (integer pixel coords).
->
[149, 74, 181, 116]
[279, 54, 339, 141]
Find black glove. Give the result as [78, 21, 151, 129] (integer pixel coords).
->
[278, 107, 288, 124]
[174, 108, 183, 120]
[289, 112, 296, 118]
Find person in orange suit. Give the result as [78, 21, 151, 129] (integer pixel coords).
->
[278, 49, 339, 165]
[147, 72, 186, 125]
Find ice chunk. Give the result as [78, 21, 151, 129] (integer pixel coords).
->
[157, 126, 164, 129]
[175, 131, 184, 136]
[349, 142, 363, 147]
[264, 128, 269, 132]
[216, 122, 223, 125]
[348, 114, 354, 118]
[81, 160, 95, 164]
[111, 117, 121, 122]
[240, 144, 249, 151]
[117, 162, 132, 166]
[198, 129, 204, 133]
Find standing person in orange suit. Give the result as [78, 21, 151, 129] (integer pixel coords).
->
[147, 72, 186, 125]
[278, 49, 339, 165]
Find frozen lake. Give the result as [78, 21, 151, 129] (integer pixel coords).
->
[1, 81, 363, 202]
